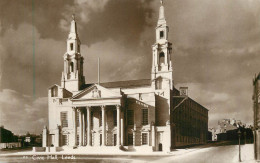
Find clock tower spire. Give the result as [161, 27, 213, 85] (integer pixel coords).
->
[151, 1, 173, 90]
[61, 14, 85, 92]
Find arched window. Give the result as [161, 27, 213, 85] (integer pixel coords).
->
[156, 77, 162, 90]
[70, 62, 74, 72]
[159, 52, 165, 65]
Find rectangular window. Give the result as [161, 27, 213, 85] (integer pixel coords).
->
[76, 111, 79, 127]
[91, 111, 93, 127]
[62, 135, 68, 146]
[142, 133, 148, 145]
[113, 110, 117, 126]
[127, 110, 134, 125]
[70, 43, 73, 51]
[60, 112, 68, 127]
[160, 31, 164, 39]
[142, 109, 148, 125]
[99, 110, 102, 126]
[128, 134, 133, 145]
[76, 135, 79, 145]
[114, 134, 117, 146]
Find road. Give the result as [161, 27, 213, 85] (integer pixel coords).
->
[153, 144, 255, 163]
[0, 144, 255, 163]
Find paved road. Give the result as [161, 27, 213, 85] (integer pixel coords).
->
[154, 144, 254, 163]
[0, 144, 255, 163]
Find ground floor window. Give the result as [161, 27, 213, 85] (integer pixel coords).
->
[142, 133, 147, 145]
[62, 135, 68, 146]
[100, 134, 102, 146]
[114, 134, 117, 146]
[128, 134, 133, 145]
[77, 135, 79, 145]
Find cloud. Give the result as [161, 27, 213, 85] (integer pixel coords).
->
[0, 0, 259, 133]
[0, 89, 47, 134]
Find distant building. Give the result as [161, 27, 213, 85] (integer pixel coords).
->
[210, 118, 241, 141]
[253, 73, 260, 160]
[25, 137, 31, 143]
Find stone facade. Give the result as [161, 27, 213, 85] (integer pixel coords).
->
[42, 2, 208, 152]
[253, 73, 260, 160]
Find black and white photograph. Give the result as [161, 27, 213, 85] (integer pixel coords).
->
[0, 0, 260, 162]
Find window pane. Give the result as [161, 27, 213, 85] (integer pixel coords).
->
[128, 134, 133, 145]
[99, 111, 102, 126]
[127, 110, 134, 125]
[142, 109, 148, 125]
[142, 133, 147, 145]
[160, 31, 164, 38]
[62, 135, 68, 146]
[61, 112, 68, 127]
[70, 43, 73, 50]
[113, 110, 117, 126]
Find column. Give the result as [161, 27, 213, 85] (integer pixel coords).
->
[152, 124, 156, 147]
[121, 110, 124, 146]
[117, 105, 121, 146]
[78, 109, 83, 146]
[82, 109, 86, 146]
[101, 106, 106, 146]
[73, 107, 77, 147]
[87, 106, 91, 146]
[42, 126, 48, 147]
[133, 124, 136, 146]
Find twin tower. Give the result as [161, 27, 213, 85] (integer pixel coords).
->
[61, 2, 173, 92]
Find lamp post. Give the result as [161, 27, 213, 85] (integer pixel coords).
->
[238, 129, 242, 162]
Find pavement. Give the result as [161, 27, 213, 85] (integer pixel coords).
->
[0, 144, 256, 163]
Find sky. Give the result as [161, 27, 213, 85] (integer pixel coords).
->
[0, 0, 260, 135]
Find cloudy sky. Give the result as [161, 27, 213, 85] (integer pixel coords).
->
[0, 0, 260, 135]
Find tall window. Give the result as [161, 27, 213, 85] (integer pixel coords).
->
[70, 43, 73, 51]
[70, 62, 74, 72]
[156, 78, 162, 90]
[61, 112, 68, 127]
[159, 52, 165, 65]
[142, 109, 148, 125]
[113, 110, 117, 126]
[100, 134, 102, 146]
[142, 133, 148, 145]
[62, 135, 68, 146]
[160, 31, 164, 39]
[78, 45, 80, 52]
[114, 134, 117, 146]
[76, 111, 79, 127]
[127, 110, 134, 125]
[51, 87, 58, 97]
[99, 110, 102, 126]
[128, 134, 133, 145]
[91, 111, 93, 127]
[76, 135, 79, 145]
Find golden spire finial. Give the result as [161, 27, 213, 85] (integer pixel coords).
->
[72, 14, 75, 21]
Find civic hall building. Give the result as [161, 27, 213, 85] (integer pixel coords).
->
[42, 2, 208, 152]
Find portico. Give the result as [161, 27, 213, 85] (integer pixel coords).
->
[69, 84, 125, 147]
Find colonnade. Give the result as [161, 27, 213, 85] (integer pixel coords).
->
[72, 105, 123, 147]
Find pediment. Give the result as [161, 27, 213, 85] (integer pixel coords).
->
[72, 84, 122, 100]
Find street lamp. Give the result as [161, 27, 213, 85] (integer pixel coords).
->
[238, 129, 242, 162]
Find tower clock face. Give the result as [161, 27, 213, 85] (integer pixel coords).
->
[181, 89, 186, 96]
